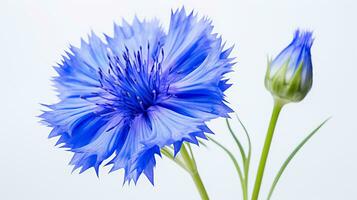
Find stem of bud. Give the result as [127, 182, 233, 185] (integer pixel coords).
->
[251, 99, 284, 200]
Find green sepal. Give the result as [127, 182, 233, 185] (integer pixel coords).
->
[265, 60, 311, 103]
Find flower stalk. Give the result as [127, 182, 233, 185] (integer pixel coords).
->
[180, 144, 210, 200]
[251, 99, 284, 200]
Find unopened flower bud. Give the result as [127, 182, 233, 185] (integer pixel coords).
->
[265, 30, 314, 103]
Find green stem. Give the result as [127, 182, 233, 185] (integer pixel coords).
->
[251, 99, 284, 200]
[181, 144, 210, 200]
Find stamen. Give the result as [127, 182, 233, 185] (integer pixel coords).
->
[152, 90, 157, 100]
[95, 43, 168, 115]
[139, 101, 145, 110]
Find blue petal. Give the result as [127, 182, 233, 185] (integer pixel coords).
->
[270, 29, 314, 82]
[107, 114, 156, 184]
[106, 17, 166, 66]
[145, 106, 204, 147]
[70, 117, 126, 175]
[162, 8, 215, 79]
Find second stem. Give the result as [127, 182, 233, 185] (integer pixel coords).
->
[181, 144, 210, 200]
[251, 99, 284, 200]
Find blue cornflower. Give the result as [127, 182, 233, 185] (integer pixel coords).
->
[265, 30, 314, 103]
[41, 8, 234, 184]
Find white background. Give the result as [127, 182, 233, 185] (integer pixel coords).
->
[1, 0, 356, 199]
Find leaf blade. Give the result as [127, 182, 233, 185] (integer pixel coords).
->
[207, 135, 246, 196]
[267, 118, 330, 200]
[161, 147, 189, 172]
[226, 118, 247, 163]
[235, 114, 252, 200]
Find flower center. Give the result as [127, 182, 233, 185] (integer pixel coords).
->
[95, 44, 167, 116]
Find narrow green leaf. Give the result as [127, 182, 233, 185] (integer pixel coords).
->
[267, 118, 330, 200]
[187, 143, 197, 168]
[235, 114, 252, 169]
[207, 135, 246, 197]
[235, 114, 252, 200]
[226, 118, 247, 163]
[161, 147, 174, 159]
[198, 139, 208, 148]
[235, 114, 252, 161]
[161, 147, 189, 172]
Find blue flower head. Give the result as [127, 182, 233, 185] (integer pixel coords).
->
[41, 8, 234, 184]
[265, 30, 314, 103]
